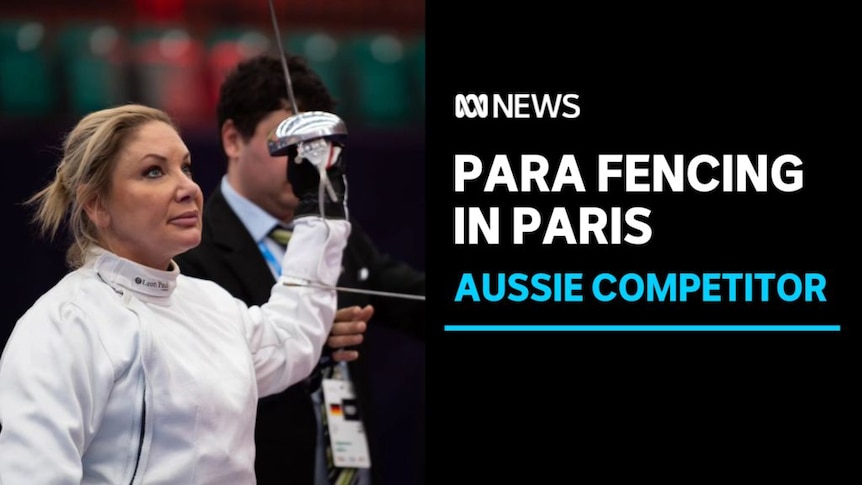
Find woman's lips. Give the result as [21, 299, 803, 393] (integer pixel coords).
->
[170, 212, 199, 227]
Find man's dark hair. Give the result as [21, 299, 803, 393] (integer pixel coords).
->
[216, 53, 336, 145]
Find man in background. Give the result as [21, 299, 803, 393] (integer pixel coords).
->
[175, 53, 425, 484]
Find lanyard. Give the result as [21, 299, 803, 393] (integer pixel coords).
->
[258, 240, 282, 277]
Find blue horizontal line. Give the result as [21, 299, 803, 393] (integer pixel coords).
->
[444, 325, 841, 332]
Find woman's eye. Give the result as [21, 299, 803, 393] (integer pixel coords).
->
[182, 164, 193, 176]
[145, 166, 164, 178]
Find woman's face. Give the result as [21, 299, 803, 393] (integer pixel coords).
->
[93, 120, 203, 269]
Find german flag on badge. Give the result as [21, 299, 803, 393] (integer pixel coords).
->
[329, 403, 343, 417]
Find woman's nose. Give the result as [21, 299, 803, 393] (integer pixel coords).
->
[176, 172, 201, 201]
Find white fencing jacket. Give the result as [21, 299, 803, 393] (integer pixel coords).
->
[0, 217, 349, 484]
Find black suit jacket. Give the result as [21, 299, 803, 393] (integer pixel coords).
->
[175, 185, 425, 484]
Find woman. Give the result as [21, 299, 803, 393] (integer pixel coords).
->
[0, 104, 349, 484]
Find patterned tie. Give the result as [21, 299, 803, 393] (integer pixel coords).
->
[269, 226, 293, 247]
[270, 224, 358, 482]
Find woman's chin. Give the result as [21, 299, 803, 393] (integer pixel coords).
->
[174, 235, 203, 255]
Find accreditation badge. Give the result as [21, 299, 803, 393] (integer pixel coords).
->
[321, 378, 371, 468]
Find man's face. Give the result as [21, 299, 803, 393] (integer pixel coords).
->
[233, 108, 299, 222]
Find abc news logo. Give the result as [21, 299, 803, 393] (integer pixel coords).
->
[454, 93, 580, 119]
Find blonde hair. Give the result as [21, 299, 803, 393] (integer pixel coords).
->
[25, 104, 177, 268]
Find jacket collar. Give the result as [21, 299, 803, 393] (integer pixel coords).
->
[87, 247, 178, 302]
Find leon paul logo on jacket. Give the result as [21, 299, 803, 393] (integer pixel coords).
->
[454, 92, 580, 119]
[134, 276, 169, 290]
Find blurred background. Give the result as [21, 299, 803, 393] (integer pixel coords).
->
[1, 0, 425, 483]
